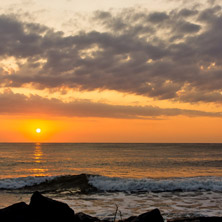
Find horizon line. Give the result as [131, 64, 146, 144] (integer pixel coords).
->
[0, 142, 221, 144]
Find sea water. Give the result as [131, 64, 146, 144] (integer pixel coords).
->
[0, 143, 222, 220]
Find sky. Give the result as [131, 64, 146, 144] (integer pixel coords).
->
[0, 0, 221, 142]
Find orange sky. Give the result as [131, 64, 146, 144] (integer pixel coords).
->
[0, 115, 221, 143]
[0, 0, 222, 142]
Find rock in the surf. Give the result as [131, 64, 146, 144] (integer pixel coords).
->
[21, 174, 96, 194]
[29, 191, 75, 221]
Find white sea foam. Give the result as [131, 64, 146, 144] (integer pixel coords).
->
[0, 176, 55, 189]
[1, 175, 222, 192]
[57, 191, 222, 220]
[88, 175, 222, 192]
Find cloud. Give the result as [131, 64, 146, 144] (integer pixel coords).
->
[0, 91, 221, 119]
[178, 9, 199, 17]
[0, 4, 222, 104]
[148, 12, 169, 23]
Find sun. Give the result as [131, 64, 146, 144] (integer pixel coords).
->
[36, 128, 41, 133]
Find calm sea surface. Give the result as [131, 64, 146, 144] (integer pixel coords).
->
[0, 143, 222, 219]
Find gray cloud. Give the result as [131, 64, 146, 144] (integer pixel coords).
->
[176, 21, 201, 33]
[178, 9, 199, 17]
[0, 91, 221, 118]
[0, 5, 222, 104]
[148, 12, 169, 23]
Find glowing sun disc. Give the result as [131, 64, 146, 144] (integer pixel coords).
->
[36, 128, 41, 133]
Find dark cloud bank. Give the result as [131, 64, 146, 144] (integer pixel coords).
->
[0, 5, 222, 118]
[0, 91, 221, 118]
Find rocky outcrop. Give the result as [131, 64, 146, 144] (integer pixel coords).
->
[0, 202, 30, 221]
[0, 191, 75, 222]
[0, 192, 222, 222]
[20, 174, 96, 194]
[29, 191, 75, 221]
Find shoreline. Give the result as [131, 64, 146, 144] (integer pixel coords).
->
[1, 191, 222, 222]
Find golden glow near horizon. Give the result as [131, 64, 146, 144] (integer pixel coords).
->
[0, 115, 221, 143]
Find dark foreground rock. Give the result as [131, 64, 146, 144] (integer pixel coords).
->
[0, 202, 31, 221]
[0, 191, 75, 222]
[76, 212, 101, 222]
[1, 191, 222, 222]
[121, 209, 164, 222]
[30, 191, 75, 221]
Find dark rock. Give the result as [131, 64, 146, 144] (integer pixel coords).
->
[76, 212, 100, 222]
[20, 174, 96, 194]
[137, 209, 164, 222]
[168, 217, 222, 222]
[29, 191, 75, 221]
[123, 209, 164, 222]
[0, 202, 30, 222]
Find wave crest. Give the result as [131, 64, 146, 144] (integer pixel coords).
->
[0, 176, 55, 189]
[89, 175, 222, 192]
[1, 174, 222, 192]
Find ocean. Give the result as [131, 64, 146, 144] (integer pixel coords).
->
[0, 143, 222, 220]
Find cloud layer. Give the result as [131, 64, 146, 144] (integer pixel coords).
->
[0, 91, 221, 118]
[0, 4, 222, 104]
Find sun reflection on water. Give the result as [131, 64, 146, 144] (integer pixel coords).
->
[34, 143, 43, 163]
[31, 143, 48, 176]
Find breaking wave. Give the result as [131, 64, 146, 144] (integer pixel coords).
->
[0, 176, 56, 189]
[89, 175, 222, 192]
[1, 174, 222, 192]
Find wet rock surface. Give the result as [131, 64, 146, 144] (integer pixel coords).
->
[20, 174, 96, 194]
